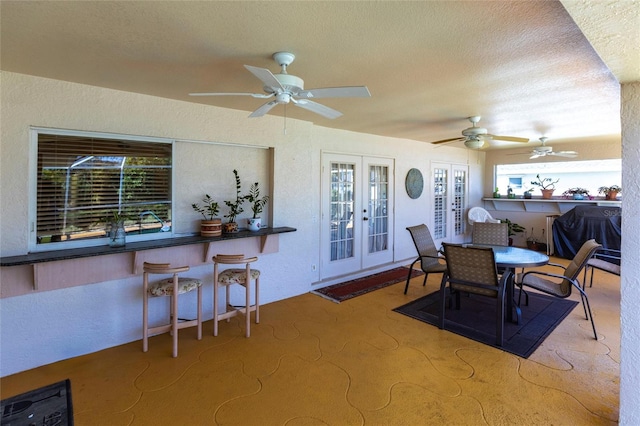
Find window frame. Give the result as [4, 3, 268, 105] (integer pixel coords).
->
[29, 127, 175, 252]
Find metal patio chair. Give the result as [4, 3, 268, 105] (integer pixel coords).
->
[404, 224, 447, 294]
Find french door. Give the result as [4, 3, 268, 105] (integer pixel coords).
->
[431, 163, 468, 246]
[321, 153, 394, 279]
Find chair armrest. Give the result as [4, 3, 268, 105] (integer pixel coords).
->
[518, 270, 568, 283]
[546, 262, 568, 270]
[594, 253, 621, 262]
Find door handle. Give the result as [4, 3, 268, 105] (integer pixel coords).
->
[363, 217, 369, 221]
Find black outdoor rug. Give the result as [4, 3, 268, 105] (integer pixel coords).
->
[393, 290, 578, 358]
[313, 267, 424, 303]
[1, 379, 73, 425]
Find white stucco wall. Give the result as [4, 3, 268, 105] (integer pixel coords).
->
[0, 72, 480, 376]
[620, 81, 640, 426]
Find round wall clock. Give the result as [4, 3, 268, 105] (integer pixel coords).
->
[405, 168, 424, 199]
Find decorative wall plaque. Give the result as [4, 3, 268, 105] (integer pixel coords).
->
[405, 168, 423, 199]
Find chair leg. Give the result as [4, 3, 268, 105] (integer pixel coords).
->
[213, 264, 219, 337]
[438, 274, 448, 329]
[143, 273, 149, 353]
[196, 285, 202, 340]
[255, 276, 260, 324]
[245, 281, 251, 338]
[574, 283, 598, 339]
[404, 258, 419, 294]
[172, 277, 179, 358]
[496, 295, 504, 347]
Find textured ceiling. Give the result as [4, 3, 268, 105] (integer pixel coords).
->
[1, 1, 638, 149]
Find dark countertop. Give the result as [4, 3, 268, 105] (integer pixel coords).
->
[1, 227, 296, 266]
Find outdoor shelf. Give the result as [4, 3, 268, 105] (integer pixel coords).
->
[0, 227, 296, 295]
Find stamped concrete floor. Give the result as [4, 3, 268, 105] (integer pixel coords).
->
[1, 258, 620, 425]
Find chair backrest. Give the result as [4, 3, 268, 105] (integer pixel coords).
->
[467, 207, 501, 226]
[472, 222, 509, 246]
[406, 224, 441, 269]
[213, 254, 258, 265]
[442, 243, 500, 297]
[143, 262, 190, 275]
[561, 239, 602, 293]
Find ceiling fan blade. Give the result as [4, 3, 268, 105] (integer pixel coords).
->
[297, 86, 371, 99]
[189, 92, 273, 98]
[550, 151, 578, 158]
[248, 100, 279, 118]
[430, 137, 465, 145]
[486, 134, 530, 143]
[244, 65, 285, 91]
[292, 99, 343, 119]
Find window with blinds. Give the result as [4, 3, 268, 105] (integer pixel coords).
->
[36, 131, 172, 246]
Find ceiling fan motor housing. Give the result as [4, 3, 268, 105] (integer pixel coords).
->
[462, 126, 488, 137]
[267, 74, 304, 95]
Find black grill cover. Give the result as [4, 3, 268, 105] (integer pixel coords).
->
[552, 206, 621, 261]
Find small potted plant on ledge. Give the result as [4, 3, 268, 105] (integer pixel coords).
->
[106, 210, 127, 247]
[530, 174, 559, 199]
[562, 187, 590, 200]
[500, 218, 525, 246]
[244, 182, 269, 232]
[523, 188, 534, 199]
[192, 194, 222, 237]
[223, 169, 244, 233]
[598, 185, 621, 200]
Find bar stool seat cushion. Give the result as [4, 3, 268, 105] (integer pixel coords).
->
[217, 269, 260, 286]
[148, 277, 202, 297]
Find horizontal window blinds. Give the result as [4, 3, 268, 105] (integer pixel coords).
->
[37, 134, 172, 243]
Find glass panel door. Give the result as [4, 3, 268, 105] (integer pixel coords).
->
[321, 154, 394, 278]
[432, 163, 467, 246]
[362, 158, 394, 269]
[330, 161, 355, 262]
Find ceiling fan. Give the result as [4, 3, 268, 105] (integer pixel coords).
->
[430, 116, 529, 149]
[528, 137, 578, 159]
[189, 52, 371, 119]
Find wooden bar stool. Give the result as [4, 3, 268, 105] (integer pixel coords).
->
[142, 262, 203, 357]
[212, 254, 260, 337]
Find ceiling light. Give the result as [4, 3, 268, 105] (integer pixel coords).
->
[464, 138, 484, 149]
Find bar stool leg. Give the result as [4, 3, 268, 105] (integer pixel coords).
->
[245, 262, 251, 337]
[213, 263, 219, 336]
[143, 272, 149, 352]
[172, 275, 179, 358]
[255, 276, 260, 324]
[197, 285, 202, 340]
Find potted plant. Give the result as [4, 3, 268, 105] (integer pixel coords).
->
[106, 211, 127, 247]
[562, 187, 590, 200]
[523, 188, 533, 199]
[598, 185, 621, 200]
[500, 218, 525, 246]
[492, 187, 501, 198]
[192, 194, 222, 237]
[530, 174, 559, 199]
[526, 228, 548, 252]
[222, 169, 244, 233]
[244, 182, 269, 232]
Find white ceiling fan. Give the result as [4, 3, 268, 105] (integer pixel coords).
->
[189, 52, 371, 119]
[429, 116, 529, 149]
[528, 137, 578, 159]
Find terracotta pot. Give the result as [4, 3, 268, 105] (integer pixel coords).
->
[541, 189, 554, 199]
[200, 219, 222, 237]
[606, 191, 619, 200]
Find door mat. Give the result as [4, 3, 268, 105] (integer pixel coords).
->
[393, 290, 578, 358]
[1, 379, 73, 425]
[313, 267, 424, 303]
